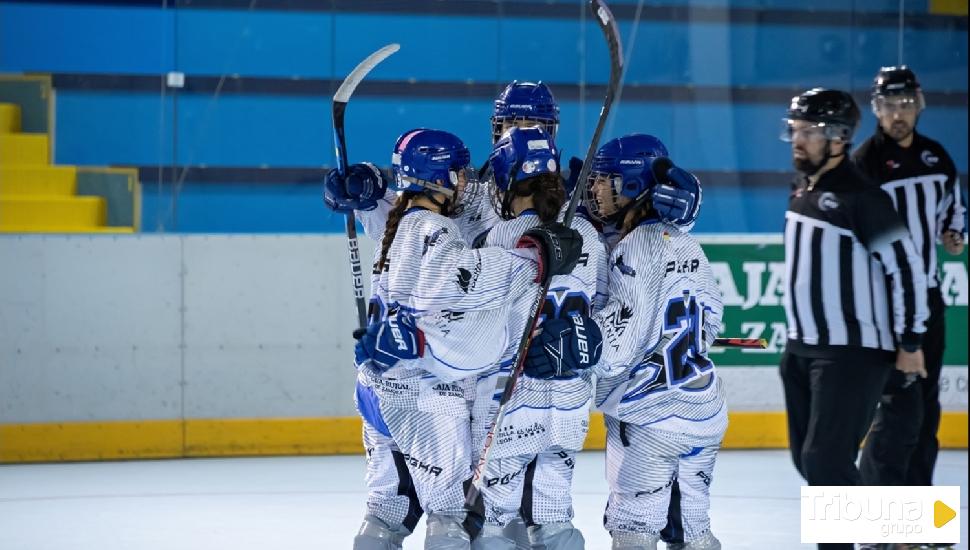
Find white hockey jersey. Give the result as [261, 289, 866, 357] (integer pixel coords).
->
[353, 186, 510, 404]
[363, 208, 542, 417]
[455, 179, 502, 247]
[472, 211, 609, 456]
[356, 187, 515, 372]
[357, 186, 498, 249]
[593, 221, 725, 427]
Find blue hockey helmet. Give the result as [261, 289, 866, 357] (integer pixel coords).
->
[488, 126, 561, 220]
[585, 133, 671, 224]
[489, 126, 560, 192]
[491, 81, 560, 143]
[391, 128, 473, 215]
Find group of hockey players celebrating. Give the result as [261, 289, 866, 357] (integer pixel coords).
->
[323, 80, 722, 550]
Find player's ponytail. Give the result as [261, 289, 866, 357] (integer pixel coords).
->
[377, 191, 418, 274]
[520, 173, 565, 223]
[621, 200, 659, 236]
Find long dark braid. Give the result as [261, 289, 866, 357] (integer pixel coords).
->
[377, 191, 418, 273]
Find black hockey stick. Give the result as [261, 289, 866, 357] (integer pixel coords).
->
[465, 0, 623, 507]
[331, 44, 400, 330]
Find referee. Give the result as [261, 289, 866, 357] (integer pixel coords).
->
[853, 66, 966, 488]
[778, 88, 929, 549]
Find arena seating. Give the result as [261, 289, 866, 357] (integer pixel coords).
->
[0, 78, 136, 233]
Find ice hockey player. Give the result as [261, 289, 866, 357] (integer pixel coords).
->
[461, 80, 564, 246]
[467, 125, 607, 550]
[525, 134, 724, 549]
[349, 128, 584, 549]
[325, 158, 425, 550]
[490, 80, 560, 142]
[323, 79, 564, 550]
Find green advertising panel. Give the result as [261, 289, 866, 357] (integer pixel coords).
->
[699, 238, 968, 367]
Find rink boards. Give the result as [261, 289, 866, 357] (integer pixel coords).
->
[0, 234, 966, 462]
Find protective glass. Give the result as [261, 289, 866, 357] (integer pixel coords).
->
[583, 171, 624, 223]
[780, 120, 829, 143]
[395, 163, 478, 217]
[449, 163, 481, 217]
[491, 116, 559, 144]
[872, 93, 925, 115]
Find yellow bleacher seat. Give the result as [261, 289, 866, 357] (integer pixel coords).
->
[0, 103, 21, 133]
[0, 80, 138, 233]
[0, 133, 49, 165]
[0, 166, 77, 196]
[0, 196, 106, 229]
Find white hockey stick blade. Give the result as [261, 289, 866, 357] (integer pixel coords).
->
[332, 43, 400, 103]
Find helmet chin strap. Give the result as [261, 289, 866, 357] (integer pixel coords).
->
[423, 191, 451, 216]
[414, 173, 463, 217]
[428, 188, 464, 217]
[802, 141, 844, 177]
[606, 189, 652, 230]
[498, 166, 525, 221]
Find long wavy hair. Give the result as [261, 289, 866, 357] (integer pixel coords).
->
[499, 172, 565, 222]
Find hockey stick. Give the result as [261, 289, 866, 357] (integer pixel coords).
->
[332, 43, 400, 329]
[712, 337, 768, 349]
[465, 0, 622, 507]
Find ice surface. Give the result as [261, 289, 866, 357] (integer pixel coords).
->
[0, 450, 965, 549]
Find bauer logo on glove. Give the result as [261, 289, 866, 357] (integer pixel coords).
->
[353, 310, 425, 371]
[523, 312, 604, 379]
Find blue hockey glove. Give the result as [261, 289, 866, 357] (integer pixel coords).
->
[353, 310, 425, 371]
[563, 156, 584, 197]
[524, 313, 603, 379]
[653, 165, 701, 227]
[324, 162, 387, 213]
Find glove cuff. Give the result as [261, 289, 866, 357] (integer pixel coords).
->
[414, 326, 426, 358]
[516, 235, 545, 284]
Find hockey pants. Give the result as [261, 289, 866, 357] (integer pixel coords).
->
[603, 414, 725, 544]
[473, 449, 585, 550]
[382, 405, 484, 548]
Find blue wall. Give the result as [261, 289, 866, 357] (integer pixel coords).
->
[1, 1, 966, 232]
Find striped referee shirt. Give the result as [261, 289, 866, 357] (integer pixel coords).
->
[853, 128, 966, 288]
[784, 157, 929, 359]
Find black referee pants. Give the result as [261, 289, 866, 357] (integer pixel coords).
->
[860, 288, 946, 486]
[780, 350, 892, 550]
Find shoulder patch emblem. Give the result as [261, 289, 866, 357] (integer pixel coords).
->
[818, 191, 839, 211]
[921, 150, 939, 167]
